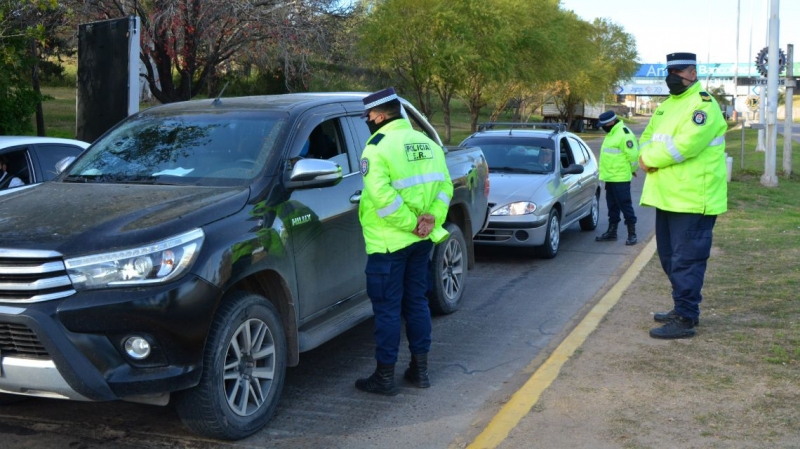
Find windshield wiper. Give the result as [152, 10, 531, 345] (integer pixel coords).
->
[490, 166, 533, 173]
[62, 174, 90, 183]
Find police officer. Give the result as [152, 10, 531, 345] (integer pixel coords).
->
[355, 87, 454, 395]
[595, 110, 639, 245]
[639, 52, 727, 339]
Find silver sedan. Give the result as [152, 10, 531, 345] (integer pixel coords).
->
[461, 123, 600, 258]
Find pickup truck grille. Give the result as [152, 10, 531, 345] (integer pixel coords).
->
[0, 251, 76, 303]
[0, 322, 49, 357]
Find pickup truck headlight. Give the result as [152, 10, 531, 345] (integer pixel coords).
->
[491, 202, 536, 216]
[65, 229, 204, 290]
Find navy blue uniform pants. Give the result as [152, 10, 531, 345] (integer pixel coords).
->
[365, 239, 433, 365]
[604, 181, 636, 225]
[655, 209, 717, 321]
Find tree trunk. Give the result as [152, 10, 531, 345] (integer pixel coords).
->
[30, 39, 45, 136]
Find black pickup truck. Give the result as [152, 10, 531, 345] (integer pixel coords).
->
[0, 93, 489, 439]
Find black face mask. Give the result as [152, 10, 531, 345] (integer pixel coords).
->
[601, 124, 614, 133]
[666, 73, 692, 95]
[366, 119, 381, 135]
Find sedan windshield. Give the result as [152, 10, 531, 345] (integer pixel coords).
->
[463, 138, 555, 174]
[64, 111, 285, 186]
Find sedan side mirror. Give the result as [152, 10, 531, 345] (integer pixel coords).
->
[55, 156, 77, 174]
[560, 163, 585, 176]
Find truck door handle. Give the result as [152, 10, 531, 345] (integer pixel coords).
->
[350, 190, 362, 203]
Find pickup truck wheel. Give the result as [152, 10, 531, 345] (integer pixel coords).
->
[0, 393, 27, 405]
[536, 209, 560, 259]
[429, 223, 467, 315]
[175, 291, 286, 440]
[579, 192, 600, 231]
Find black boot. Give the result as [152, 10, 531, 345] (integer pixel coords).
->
[595, 222, 618, 241]
[649, 315, 696, 339]
[625, 223, 637, 245]
[404, 353, 430, 388]
[654, 309, 699, 326]
[356, 363, 398, 396]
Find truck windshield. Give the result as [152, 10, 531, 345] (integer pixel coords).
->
[64, 111, 285, 186]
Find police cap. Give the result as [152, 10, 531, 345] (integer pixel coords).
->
[666, 52, 697, 70]
[361, 87, 399, 118]
[598, 110, 617, 125]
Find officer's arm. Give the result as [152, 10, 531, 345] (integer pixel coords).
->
[671, 102, 724, 162]
[363, 152, 417, 232]
[427, 158, 453, 227]
[623, 133, 640, 173]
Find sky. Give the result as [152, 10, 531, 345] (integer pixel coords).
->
[559, 0, 800, 65]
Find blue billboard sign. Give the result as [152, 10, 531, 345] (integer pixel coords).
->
[635, 62, 800, 78]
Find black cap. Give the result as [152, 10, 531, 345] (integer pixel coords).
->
[666, 52, 697, 70]
[361, 87, 399, 118]
[598, 110, 617, 125]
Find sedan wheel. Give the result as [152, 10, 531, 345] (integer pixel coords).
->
[536, 209, 561, 259]
[579, 192, 600, 231]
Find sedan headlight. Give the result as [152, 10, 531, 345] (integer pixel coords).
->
[65, 229, 204, 290]
[491, 202, 537, 216]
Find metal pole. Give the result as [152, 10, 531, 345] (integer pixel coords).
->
[783, 44, 794, 176]
[761, 0, 779, 187]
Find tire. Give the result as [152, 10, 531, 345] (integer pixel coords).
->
[175, 291, 287, 440]
[536, 209, 561, 259]
[579, 192, 600, 231]
[428, 223, 467, 315]
[0, 393, 27, 405]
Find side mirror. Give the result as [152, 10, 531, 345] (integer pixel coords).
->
[55, 156, 77, 174]
[285, 158, 342, 189]
[561, 163, 585, 176]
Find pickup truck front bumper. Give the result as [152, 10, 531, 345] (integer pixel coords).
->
[0, 275, 220, 403]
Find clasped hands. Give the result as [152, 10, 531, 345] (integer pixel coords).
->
[413, 213, 435, 238]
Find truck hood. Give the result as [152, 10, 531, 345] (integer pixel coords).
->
[488, 173, 550, 207]
[0, 182, 250, 254]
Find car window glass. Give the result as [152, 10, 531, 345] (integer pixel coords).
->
[559, 138, 575, 168]
[36, 144, 86, 181]
[300, 118, 350, 175]
[566, 137, 587, 165]
[0, 148, 31, 188]
[66, 111, 285, 186]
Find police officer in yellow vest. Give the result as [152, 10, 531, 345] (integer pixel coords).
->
[639, 52, 727, 339]
[355, 88, 454, 395]
[595, 110, 639, 245]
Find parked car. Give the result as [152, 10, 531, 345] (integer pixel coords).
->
[0, 136, 89, 191]
[461, 122, 600, 258]
[0, 93, 489, 440]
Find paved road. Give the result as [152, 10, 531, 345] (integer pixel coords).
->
[0, 128, 653, 449]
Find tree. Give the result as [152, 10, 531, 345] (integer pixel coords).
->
[72, 0, 345, 103]
[0, 0, 56, 135]
[547, 17, 638, 130]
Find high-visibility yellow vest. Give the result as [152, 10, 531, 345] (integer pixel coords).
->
[599, 120, 639, 182]
[639, 82, 728, 215]
[359, 119, 454, 254]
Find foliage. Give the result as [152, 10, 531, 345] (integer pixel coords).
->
[547, 17, 639, 129]
[70, 0, 350, 103]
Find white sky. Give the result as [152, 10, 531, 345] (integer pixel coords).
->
[559, 0, 800, 64]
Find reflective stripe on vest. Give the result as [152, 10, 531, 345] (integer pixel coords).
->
[642, 134, 727, 164]
[437, 191, 450, 206]
[602, 148, 622, 154]
[377, 195, 404, 218]
[391, 172, 447, 190]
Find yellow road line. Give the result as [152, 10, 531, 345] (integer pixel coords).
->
[467, 238, 657, 449]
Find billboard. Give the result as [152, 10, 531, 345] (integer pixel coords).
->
[76, 17, 140, 142]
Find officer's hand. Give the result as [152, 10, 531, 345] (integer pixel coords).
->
[632, 171, 638, 177]
[413, 214, 435, 238]
[638, 156, 657, 173]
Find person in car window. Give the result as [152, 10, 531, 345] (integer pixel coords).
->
[639, 52, 728, 340]
[0, 156, 25, 189]
[355, 87, 454, 395]
[594, 110, 639, 245]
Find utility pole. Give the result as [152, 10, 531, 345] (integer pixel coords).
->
[784, 44, 794, 177]
[761, 0, 779, 187]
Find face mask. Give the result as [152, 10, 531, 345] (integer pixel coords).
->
[366, 119, 381, 135]
[601, 124, 614, 133]
[666, 73, 692, 95]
